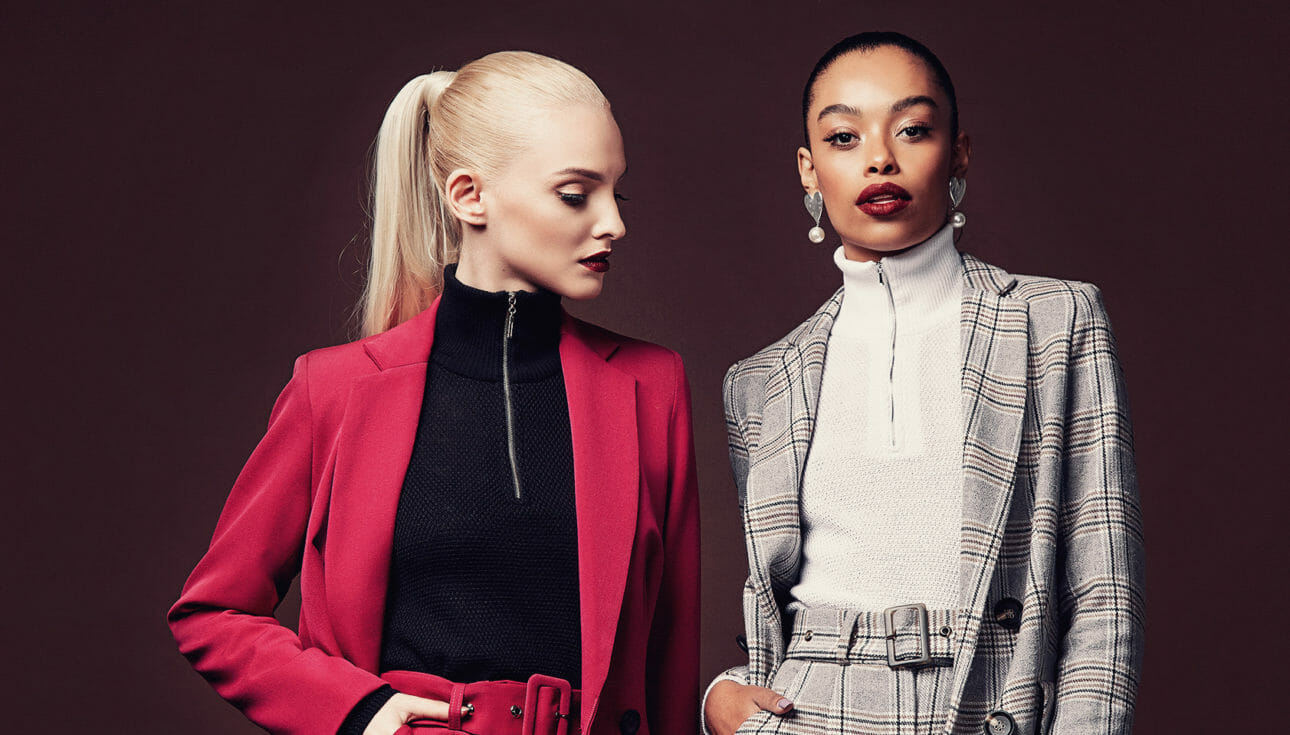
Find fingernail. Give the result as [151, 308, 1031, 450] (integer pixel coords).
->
[777, 698, 793, 710]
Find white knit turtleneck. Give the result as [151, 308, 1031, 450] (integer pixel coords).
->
[789, 224, 965, 613]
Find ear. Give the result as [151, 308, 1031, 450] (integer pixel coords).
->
[950, 131, 971, 179]
[797, 146, 819, 193]
[444, 168, 487, 226]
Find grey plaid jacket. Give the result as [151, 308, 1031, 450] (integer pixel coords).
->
[720, 253, 1144, 734]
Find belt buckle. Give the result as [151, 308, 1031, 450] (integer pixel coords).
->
[883, 603, 931, 669]
[522, 673, 573, 735]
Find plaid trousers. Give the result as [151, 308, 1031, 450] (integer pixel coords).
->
[737, 607, 958, 735]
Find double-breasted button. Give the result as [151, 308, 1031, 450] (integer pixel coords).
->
[985, 710, 1015, 735]
[619, 708, 641, 734]
[993, 598, 1023, 631]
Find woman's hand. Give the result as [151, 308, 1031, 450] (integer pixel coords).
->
[704, 679, 793, 735]
[363, 693, 463, 735]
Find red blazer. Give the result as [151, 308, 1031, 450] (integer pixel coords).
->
[169, 300, 700, 735]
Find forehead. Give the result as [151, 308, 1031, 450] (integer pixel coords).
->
[810, 47, 944, 115]
[509, 104, 626, 179]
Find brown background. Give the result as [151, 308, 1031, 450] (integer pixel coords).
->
[4, 1, 1286, 732]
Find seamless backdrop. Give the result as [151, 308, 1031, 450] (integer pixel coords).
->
[3, 1, 1287, 732]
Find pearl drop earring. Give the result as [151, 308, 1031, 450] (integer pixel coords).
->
[948, 177, 967, 229]
[805, 191, 825, 243]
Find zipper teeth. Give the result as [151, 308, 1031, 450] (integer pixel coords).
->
[877, 262, 897, 448]
[502, 292, 522, 501]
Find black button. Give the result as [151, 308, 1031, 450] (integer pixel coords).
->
[736, 634, 749, 653]
[985, 710, 1015, 735]
[993, 598, 1023, 631]
[619, 708, 641, 734]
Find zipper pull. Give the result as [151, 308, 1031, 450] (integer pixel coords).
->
[876, 261, 885, 284]
[505, 292, 516, 339]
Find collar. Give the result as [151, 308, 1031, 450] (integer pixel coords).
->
[831, 224, 964, 338]
[429, 264, 564, 382]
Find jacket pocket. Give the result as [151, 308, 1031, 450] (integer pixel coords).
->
[734, 708, 773, 735]
[1038, 681, 1055, 735]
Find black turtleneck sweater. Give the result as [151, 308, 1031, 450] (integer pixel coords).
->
[340, 266, 581, 734]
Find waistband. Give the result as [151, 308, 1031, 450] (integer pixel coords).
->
[382, 670, 582, 735]
[786, 605, 957, 668]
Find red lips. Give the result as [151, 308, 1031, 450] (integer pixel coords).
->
[856, 182, 912, 216]
[579, 252, 611, 273]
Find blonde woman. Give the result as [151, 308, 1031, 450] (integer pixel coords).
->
[170, 51, 699, 735]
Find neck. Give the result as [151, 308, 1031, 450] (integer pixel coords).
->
[455, 241, 540, 293]
[839, 222, 952, 262]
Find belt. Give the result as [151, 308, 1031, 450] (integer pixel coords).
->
[382, 670, 582, 735]
[786, 604, 957, 668]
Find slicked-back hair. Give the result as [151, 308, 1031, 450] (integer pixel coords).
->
[802, 31, 958, 146]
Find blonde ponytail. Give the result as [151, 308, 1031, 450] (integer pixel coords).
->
[361, 71, 458, 338]
[360, 52, 608, 337]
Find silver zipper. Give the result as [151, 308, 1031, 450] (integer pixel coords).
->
[876, 262, 897, 448]
[502, 292, 522, 500]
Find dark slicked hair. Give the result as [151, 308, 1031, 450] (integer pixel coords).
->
[802, 31, 958, 146]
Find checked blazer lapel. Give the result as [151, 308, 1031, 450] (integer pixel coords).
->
[741, 289, 841, 681]
[945, 254, 1030, 731]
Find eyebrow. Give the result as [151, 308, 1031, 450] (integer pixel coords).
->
[552, 167, 627, 183]
[816, 95, 939, 122]
[553, 167, 605, 182]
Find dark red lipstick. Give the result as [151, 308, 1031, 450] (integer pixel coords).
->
[579, 251, 611, 273]
[856, 182, 912, 216]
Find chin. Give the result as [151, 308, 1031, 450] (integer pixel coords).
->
[845, 218, 941, 253]
[564, 284, 604, 301]
[551, 276, 604, 301]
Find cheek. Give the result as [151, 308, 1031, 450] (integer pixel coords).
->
[815, 160, 859, 209]
[910, 148, 953, 192]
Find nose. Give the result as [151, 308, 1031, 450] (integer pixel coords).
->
[864, 137, 898, 176]
[596, 199, 627, 241]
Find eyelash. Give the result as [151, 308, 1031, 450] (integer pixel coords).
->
[558, 192, 630, 206]
[899, 125, 932, 140]
[823, 132, 856, 147]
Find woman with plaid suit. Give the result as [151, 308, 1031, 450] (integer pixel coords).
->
[703, 33, 1143, 735]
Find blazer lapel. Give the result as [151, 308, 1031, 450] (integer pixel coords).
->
[741, 290, 841, 677]
[946, 254, 1029, 730]
[326, 302, 440, 672]
[559, 317, 639, 730]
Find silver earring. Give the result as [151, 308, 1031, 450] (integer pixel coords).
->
[948, 177, 967, 229]
[805, 192, 825, 243]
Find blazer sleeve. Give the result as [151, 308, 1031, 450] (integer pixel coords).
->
[167, 354, 386, 735]
[1051, 285, 1145, 734]
[645, 351, 702, 735]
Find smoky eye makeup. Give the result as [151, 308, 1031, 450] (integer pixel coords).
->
[557, 191, 587, 206]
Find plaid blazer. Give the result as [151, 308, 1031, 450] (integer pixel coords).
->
[719, 253, 1144, 734]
